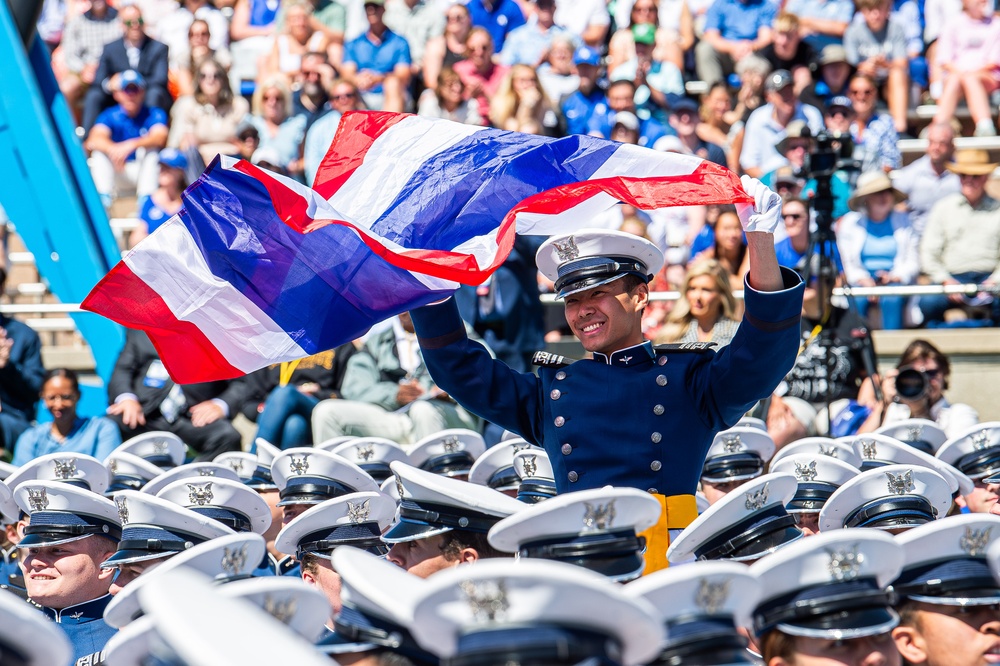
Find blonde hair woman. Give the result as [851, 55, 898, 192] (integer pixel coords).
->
[655, 260, 739, 346]
[488, 64, 558, 135]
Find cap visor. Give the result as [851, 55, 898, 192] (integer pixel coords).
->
[101, 549, 177, 568]
[17, 533, 93, 549]
[380, 520, 453, 544]
[775, 607, 899, 640]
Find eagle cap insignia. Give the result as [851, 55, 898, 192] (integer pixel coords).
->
[552, 235, 579, 262]
[441, 436, 462, 454]
[860, 439, 878, 460]
[263, 596, 298, 624]
[395, 475, 405, 499]
[355, 444, 375, 462]
[186, 482, 214, 506]
[827, 545, 863, 581]
[583, 500, 616, 531]
[794, 460, 818, 482]
[220, 544, 249, 576]
[460, 579, 508, 623]
[347, 499, 371, 524]
[522, 455, 538, 477]
[26, 487, 48, 512]
[694, 579, 730, 615]
[905, 425, 924, 442]
[288, 455, 310, 475]
[722, 434, 744, 453]
[960, 527, 992, 556]
[52, 458, 77, 479]
[152, 440, 170, 455]
[108, 459, 119, 476]
[226, 459, 244, 474]
[115, 496, 129, 525]
[972, 430, 992, 451]
[885, 469, 915, 495]
[818, 444, 839, 458]
[744, 482, 769, 511]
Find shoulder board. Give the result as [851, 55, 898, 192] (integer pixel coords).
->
[654, 342, 718, 353]
[532, 351, 577, 368]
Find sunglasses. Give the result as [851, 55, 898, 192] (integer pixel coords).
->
[783, 212, 806, 220]
[199, 72, 221, 80]
[332, 92, 357, 100]
[447, 13, 467, 21]
[849, 88, 875, 97]
[190, 30, 209, 37]
[123, 18, 144, 27]
[263, 94, 284, 102]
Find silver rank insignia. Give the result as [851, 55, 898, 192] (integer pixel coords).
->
[885, 469, 915, 495]
[347, 499, 371, 524]
[827, 545, 863, 581]
[973, 430, 992, 451]
[355, 444, 375, 462]
[818, 444, 839, 458]
[186, 482, 214, 506]
[694, 579, 730, 615]
[152, 440, 170, 455]
[522, 455, 538, 477]
[722, 434, 743, 453]
[115, 496, 129, 525]
[442, 436, 462, 454]
[289, 455, 310, 475]
[53, 458, 77, 479]
[263, 596, 298, 624]
[220, 544, 249, 577]
[744, 482, 769, 511]
[460, 579, 508, 622]
[905, 425, 923, 442]
[859, 439, 878, 461]
[960, 527, 992, 556]
[583, 501, 616, 531]
[26, 487, 48, 512]
[794, 460, 818, 482]
[552, 235, 579, 262]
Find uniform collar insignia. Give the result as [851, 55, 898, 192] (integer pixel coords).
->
[695, 579, 730, 615]
[744, 482, 769, 511]
[26, 487, 48, 512]
[460, 579, 508, 623]
[289, 455, 310, 475]
[115, 496, 129, 525]
[53, 458, 77, 480]
[885, 469, 915, 495]
[794, 460, 818, 482]
[221, 544, 249, 577]
[347, 499, 371, 524]
[582, 500, 616, 531]
[522, 455, 538, 477]
[827, 545, 863, 581]
[960, 527, 992, 556]
[186, 482, 214, 505]
[356, 444, 375, 462]
[552, 235, 579, 262]
[69, 612, 84, 620]
[595, 341, 655, 366]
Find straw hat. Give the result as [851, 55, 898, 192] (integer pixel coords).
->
[946, 149, 999, 176]
[847, 171, 906, 211]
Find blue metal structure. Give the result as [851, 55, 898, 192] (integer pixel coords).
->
[0, 0, 124, 380]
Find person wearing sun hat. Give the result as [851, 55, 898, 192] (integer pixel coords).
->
[920, 148, 1000, 327]
[408, 177, 805, 573]
[838, 170, 918, 330]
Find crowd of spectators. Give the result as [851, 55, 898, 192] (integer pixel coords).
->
[35, 0, 1000, 351]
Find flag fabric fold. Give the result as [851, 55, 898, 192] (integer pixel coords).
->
[83, 111, 754, 383]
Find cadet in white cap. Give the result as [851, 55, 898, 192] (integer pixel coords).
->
[769, 436, 864, 469]
[875, 418, 947, 455]
[409, 428, 487, 479]
[139, 461, 241, 496]
[328, 436, 411, 483]
[701, 426, 776, 505]
[384, 462, 523, 578]
[104, 451, 164, 493]
[891, 514, 1000, 666]
[625, 561, 763, 666]
[117, 431, 185, 469]
[938, 423, 1000, 514]
[770, 453, 860, 535]
[274, 492, 394, 623]
[512, 447, 556, 503]
[0, 478, 25, 599]
[213, 451, 257, 481]
[409, 558, 664, 666]
[749, 530, 903, 666]
[0, 586, 73, 666]
[326, 547, 434, 663]
[14, 480, 121, 665]
[6, 451, 109, 494]
[155, 476, 272, 534]
[103, 531, 268, 629]
[819, 464, 953, 532]
[233, 438, 287, 575]
[408, 179, 803, 575]
[488, 487, 662, 581]
[100, 491, 235, 592]
[271, 448, 380, 525]
[668, 473, 803, 564]
[468, 437, 537, 495]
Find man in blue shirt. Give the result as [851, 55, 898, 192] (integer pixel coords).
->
[84, 69, 167, 210]
[466, 0, 526, 52]
[561, 46, 605, 136]
[588, 79, 672, 148]
[696, 0, 779, 84]
[341, 0, 412, 113]
[498, 0, 573, 66]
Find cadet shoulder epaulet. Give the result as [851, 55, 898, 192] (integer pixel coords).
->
[532, 351, 577, 368]
[654, 342, 718, 353]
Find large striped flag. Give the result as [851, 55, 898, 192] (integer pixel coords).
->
[83, 111, 753, 383]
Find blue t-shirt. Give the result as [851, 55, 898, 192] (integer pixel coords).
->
[587, 108, 673, 148]
[12, 416, 122, 466]
[859, 219, 897, 274]
[704, 0, 779, 41]
[344, 29, 411, 94]
[466, 0, 526, 51]
[562, 88, 605, 136]
[93, 105, 168, 161]
[138, 194, 175, 233]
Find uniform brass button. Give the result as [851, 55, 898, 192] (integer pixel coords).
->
[656, 375, 668, 386]
[648, 488, 658, 494]
[568, 471, 579, 483]
[554, 416, 566, 427]
[653, 404, 665, 416]
[555, 371, 567, 381]
[561, 443, 572, 455]
[550, 389, 561, 400]
[650, 460, 662, 471]
[651, 432, 662, 443]
[658, 356, 668, 366]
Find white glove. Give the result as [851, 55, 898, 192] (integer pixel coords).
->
[735, 175, 782, 234]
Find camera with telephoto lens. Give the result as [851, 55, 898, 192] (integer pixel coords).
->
[895, 368, 928, 401]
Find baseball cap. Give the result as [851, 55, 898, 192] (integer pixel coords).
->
[668, 94, 700, 115]
[819, 45, 848, 66]
[573, 45, 601, 67]
[765, 69, 793, 93]
[158, 148, 189, 171]
[612, 111, 640, 132]
[828, 95, 853, 111]
[120, 69, 146, 90]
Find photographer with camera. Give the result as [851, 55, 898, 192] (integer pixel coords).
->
[856, 339, 979, 437]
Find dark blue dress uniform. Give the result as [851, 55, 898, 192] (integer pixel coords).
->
[409, 266, 804, 498]
[37, 594, 116, 666]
